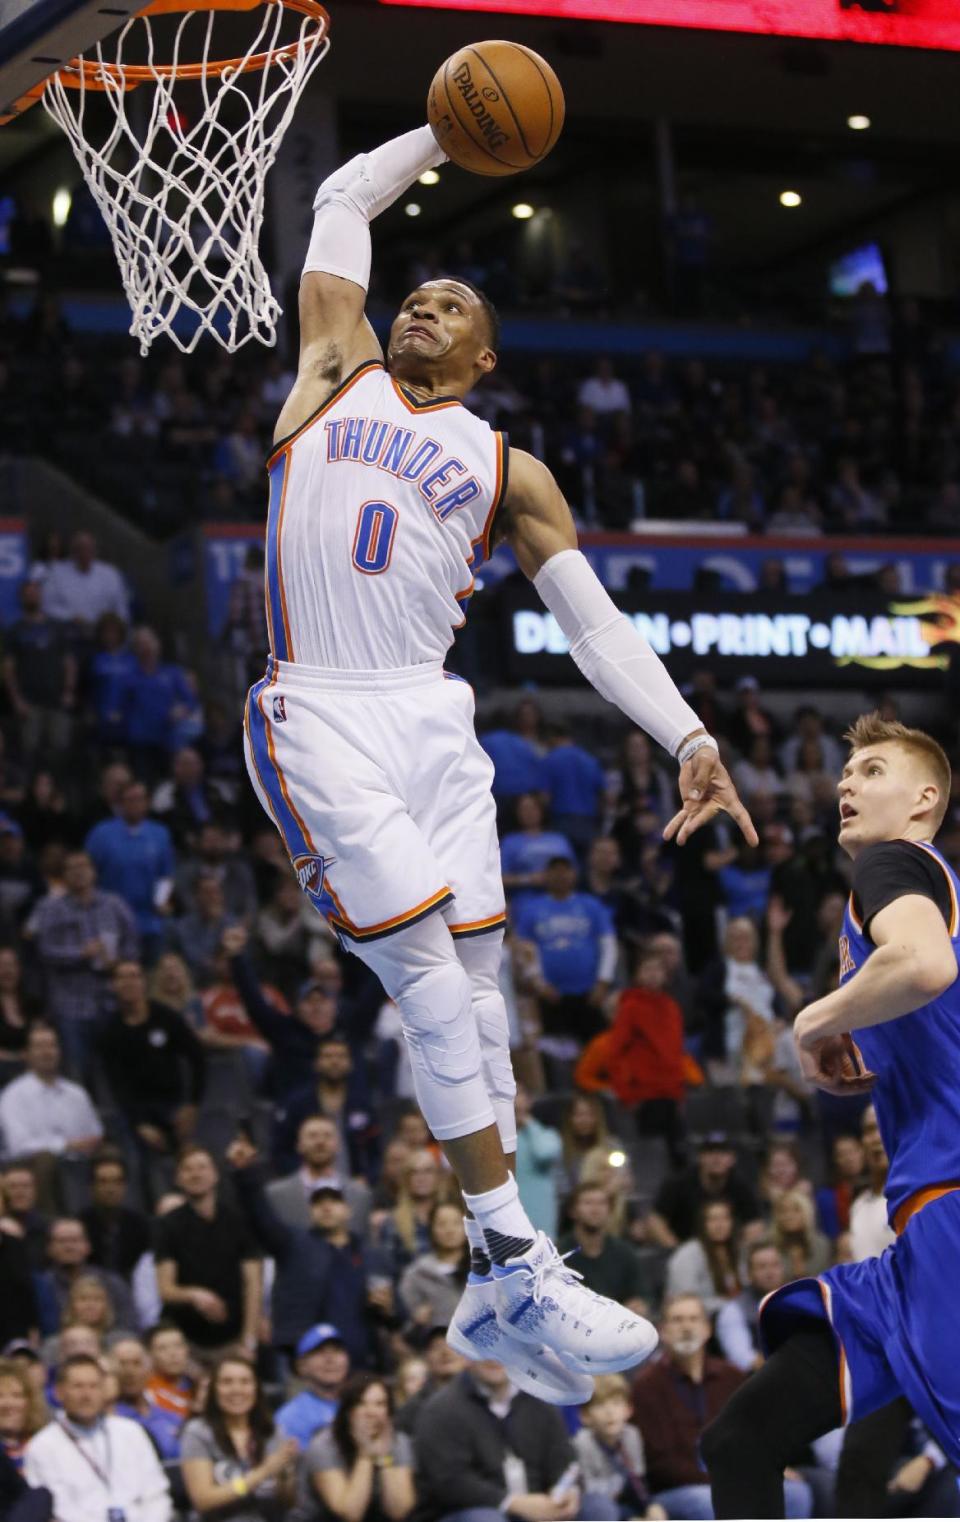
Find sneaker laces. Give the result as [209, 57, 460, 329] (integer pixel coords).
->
[516, 1239, 616, 1327]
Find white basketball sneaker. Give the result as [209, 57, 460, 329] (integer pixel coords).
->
[491, 1231, 659, 1375]
[447, 1274, 595, 1406]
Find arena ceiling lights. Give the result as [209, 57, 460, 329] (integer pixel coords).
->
[377, 1, 960, 53]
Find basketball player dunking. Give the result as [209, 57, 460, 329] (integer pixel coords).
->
[244, 122, 756, 1403]
[703, 713, 960, 1514]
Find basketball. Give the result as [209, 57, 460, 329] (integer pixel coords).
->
[427, 40, 564, 178]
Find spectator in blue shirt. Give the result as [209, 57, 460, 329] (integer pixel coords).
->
[89, 612, 137, 748]
[479, 722, 544, 821]
[514, 856, 618, 1047]
[85, 780, 175, 959]
[120, 628, 199, 778]
[541, 724, 608, 857]
[111, 1334, 184, 1458]
[275, 1323, 351, 1446]
[499, 794, 576, 906]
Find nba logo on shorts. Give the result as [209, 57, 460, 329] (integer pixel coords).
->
[294, 853, 336, 905]
[273, 695, 287, 723]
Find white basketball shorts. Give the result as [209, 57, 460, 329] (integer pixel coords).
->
[243, 659, 506, 944]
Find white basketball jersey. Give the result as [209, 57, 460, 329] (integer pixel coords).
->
[264, 360, 507, 670]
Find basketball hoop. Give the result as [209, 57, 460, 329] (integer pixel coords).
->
[37, 0, 330, 353]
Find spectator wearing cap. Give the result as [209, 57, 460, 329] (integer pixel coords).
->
[32, 851, 139, 1075]
[153, 1146, 262, 1357]
[223, 926, 372, 1112]
[84, 781, 176, 958]
[265, 1113, 371, 1239]
[541, 724, 608, 858]
[275, 1324, 350, 1445]
[2, 579, 77, 762]
[513, 856, 617, 1049]
[226, 1137, 389, 1370]
[499, 794, 577, 907]
[0, 1024, 102, 1196]
[39, 531, 131, 631]
[394, 1323, 466, 1437]
[646, 1134, 761, 1251]
[726, 676, 779, 757]
[632, 1295, 812, 1519]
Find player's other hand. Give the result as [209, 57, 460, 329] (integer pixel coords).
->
[663, 747, 758, 847]
[794, 1024, 876, 1098]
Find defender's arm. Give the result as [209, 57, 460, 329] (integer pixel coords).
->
[501, 448, 757, 845]
[796, 894, 957, 1048]
[276, 126, 446, 442]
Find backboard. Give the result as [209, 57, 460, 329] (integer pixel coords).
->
[0, 0, 144, 120]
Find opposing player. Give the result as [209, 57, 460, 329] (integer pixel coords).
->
[243, 118, 755, 1404]
[703, 712, 960, 1514]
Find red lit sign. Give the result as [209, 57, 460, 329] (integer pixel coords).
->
[377, 1, 960, 53]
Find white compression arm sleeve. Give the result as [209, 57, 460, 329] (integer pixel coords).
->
[533, 549, 705, 757]
[302, 125, 446, 291]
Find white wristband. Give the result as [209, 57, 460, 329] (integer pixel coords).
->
[676, 734, 719, 767]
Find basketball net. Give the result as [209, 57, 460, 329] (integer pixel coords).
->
[42, 0, 330, 353]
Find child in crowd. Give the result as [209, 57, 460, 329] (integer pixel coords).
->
[573, 1373, 666, 1521]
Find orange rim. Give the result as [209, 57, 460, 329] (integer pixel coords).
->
[48, 0, 328, 92]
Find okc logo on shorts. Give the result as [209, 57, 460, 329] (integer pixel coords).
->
[273, 695, 287, 723]
[294, 853, 336, 904]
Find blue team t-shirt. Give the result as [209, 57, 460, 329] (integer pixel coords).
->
[513, 891, 615, 995]
[542, 744, 606, 818]
[275, 1389, 339, 1446]
[499, 830, 576, 904]
[479, 730, 544, 799]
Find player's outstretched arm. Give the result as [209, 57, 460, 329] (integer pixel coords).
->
[500, 448, 757, 846]
[276, 127, 446, 443]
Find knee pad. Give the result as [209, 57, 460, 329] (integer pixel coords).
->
[354, 914, 495, 1142]
[456, 932, 517, 1152]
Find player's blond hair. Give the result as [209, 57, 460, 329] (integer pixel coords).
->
[844, 712, 951, 831]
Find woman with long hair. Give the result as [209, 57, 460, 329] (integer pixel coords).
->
[375, 1150, 451, 1277]
[757, 1141, 811, 1220]
[398, 1202, 469, 1331]
[665, 1200, 742, 1318]
[576, 1145, 635, 1239]
[181, 1354, 298, 1519]
[772, 1188, 832, 1279]
[0, 1358, 46, 1471]
[308, 1373, 415, 1522]
[560, 1093, 610, 1193]
[42, 1275, 117, 1365]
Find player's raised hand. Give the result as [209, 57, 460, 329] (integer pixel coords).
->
[663, 747, 758, 847]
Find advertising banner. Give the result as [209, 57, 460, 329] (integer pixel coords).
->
[504, 588, 960, 688]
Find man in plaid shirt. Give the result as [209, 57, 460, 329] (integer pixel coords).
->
[31, 850, 139, 1075]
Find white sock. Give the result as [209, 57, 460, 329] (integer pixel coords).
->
[462, 1175, 535, 1250]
